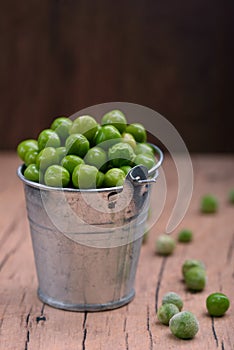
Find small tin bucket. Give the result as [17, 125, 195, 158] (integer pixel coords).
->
[18, 145, 163, 311]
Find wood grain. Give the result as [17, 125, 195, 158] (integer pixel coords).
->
[0, 1, 234, 152]
[0, 153, 234, 349]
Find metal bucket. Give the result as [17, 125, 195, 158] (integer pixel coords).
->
[18, 145, 163, 311]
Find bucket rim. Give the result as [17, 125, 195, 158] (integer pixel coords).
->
[17, 143, 163, 193]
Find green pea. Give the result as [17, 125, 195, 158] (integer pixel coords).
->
[162, 292, 183, 311]
[182, 259, 205, 278]
[178, 229, 193, 243]
[84, 146, 107, 171]
[103, 168, 126, 188]
[201, 194, 218, 213]
[121, 132, 136, 149]
[61, 155, 84, 174]
[17, 139, 38, 161]
[155, 235, 175, 256]
[72, 164, 98, 189]
[134, 153, 156, 171]
[65, 133, 89, 157]
[108, 142, 135, 168]
[101, 109, 127, 133]
[51, 117, 72, 141]
[94, 125, 121, 148]
[135, 143, 154, 156]
[96, 171, 105, 188]
[24, 150, 38, 166]
[184, 266, 206, 291]
[55, 147, 67, 162]
[36, 147, 59, 171]
[157, 303, 180, 325]
[24, 164, 40, 182]
[44, 165, 70, 187]
[206, 292, 230, 317]
[169, 311, 199, 339]
[38, 129, 61, 151]
[120, 165, 132, 175]
[70, 115, 98, 141]
[91, 124, 102, 147]
[228, 189, 234, 204]
[125, 123, 147, 143]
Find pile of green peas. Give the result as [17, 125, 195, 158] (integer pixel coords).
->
[17, 110, 157, 189]
[182, 259, 207, 292]
[157, 289, 230, 340]
[157, 291, 199, 339]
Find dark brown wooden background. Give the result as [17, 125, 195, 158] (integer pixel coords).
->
[1, 0, 234, 152]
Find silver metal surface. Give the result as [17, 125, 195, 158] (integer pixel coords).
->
[17, 145, 163, 311]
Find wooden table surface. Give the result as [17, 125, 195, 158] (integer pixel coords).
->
[0, 153, 234, 350]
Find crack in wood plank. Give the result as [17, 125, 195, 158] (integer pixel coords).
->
[8, 272, 16, 279]
[155, 257, 167, 313]
[24, 307, 32, 350]
[123, 316, 127, 332]
[226, 233, 234, 264]
[125, 332, 129, 350]
[19, 291, 26, 306]
[123, 314, 129, 350]
[26, 313, 30, 327]
[123, 305, 128, 333]
[82, 312, 88, 350]
[25, 330, 30, 350]
[0, 303, 8, 329]
[221, 340, 225, 350]
[211, 317, 219, 347]
[36, 303, 46, 324]
[105, 315, 109, 328]
[107, 317, 111, 337]
[218, 271, 223, 292]
[0, 238, 24, 272]
[146, 305, 153, 350]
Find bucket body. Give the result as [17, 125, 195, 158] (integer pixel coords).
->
[18, 145, 163, 311]
[19, 166, 155, 311]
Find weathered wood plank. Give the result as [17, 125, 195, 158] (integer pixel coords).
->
[0, 154, 234, 349]
[0, 1, 234, 152]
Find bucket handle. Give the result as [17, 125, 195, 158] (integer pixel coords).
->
[128, 169, 159, 185]
[148, 144, 164, 175]
[127, 144, 163, 186]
